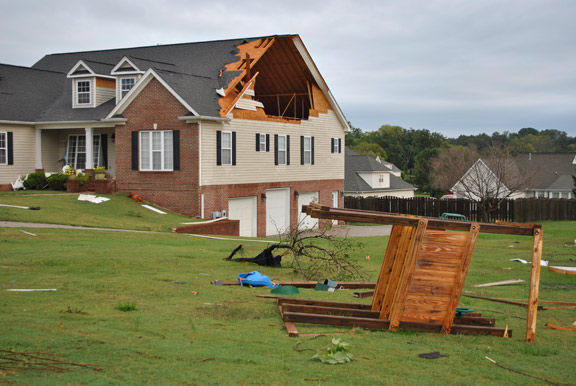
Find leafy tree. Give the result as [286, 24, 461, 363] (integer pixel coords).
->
[349, 142, 387, 160]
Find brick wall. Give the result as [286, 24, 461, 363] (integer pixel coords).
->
[173, 219, 240, 236]
[115, 78, 201, 216]
[201, 179, 344, 237]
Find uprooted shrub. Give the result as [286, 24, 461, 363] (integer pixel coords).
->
[46, 173, 68, 190]
[22, 172, 47, 190]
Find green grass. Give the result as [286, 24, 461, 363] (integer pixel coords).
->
[0, 195, 575, 384]
[0, 191, 199, 231]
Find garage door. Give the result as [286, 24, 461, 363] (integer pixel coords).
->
[298, 191, 319, 230]
[228, 196, 257, 237]
[266, 188, 290, 236]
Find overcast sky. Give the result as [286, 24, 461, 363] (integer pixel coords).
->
[1, 0, 575, 137]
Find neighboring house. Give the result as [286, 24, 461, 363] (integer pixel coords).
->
[0, 35, 348, 237]
[344, 148, 416, 198]
[451, 153, 576, 200]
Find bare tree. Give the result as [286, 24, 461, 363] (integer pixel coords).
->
[431, 144, 529, 222]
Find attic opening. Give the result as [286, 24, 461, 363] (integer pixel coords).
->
[223, 37, 330, 122]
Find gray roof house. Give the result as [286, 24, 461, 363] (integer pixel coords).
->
[451, 153, 576, 200]
[0, 35, 350, 238]
[345, 148, 416, 198]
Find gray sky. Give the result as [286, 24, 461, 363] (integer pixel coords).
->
[1, 0, 575, 137]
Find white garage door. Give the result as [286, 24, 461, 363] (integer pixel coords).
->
[298, 191, 319, 230]
[266, 188, 290, 236]
[228, 196, 257, 237]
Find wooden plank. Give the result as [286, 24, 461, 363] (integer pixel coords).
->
[303, 204, 537, 236]
[548, 266, 576, 275]
[281, 303, 380, 318]
[508, 299, 576, 306]
[264, 296, 372, 310]
[442, 224, 479, 334]
[526, 227, 543, 343]
[282, 312, 510, 337]
[463, 294, 545, 310]
[371, 224, 404, 312]
[544, 323, 576, 332]
[378, 225, 415, 317]
[474, 279, 525, 288]
[454, 316, 495, 327]
[354, 291, 374, 298]
[388, 219, 428, 331]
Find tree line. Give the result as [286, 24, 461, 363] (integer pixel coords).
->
[346, 125, 576, 194]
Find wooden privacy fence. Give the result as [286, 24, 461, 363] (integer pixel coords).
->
[345, 196, 576, 222]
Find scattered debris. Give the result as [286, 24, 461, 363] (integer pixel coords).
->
[142, 204, 166, 214]
[77, 194, 110, 204]
[128, 192, 143, 202]
[191, 291, 199, 295]
[548, 266, 576, 275]
[485, 356, 559, 385]
[353, 290, 374, 298]
[197, 357, 215, 363]
[311, 338, 353, 365]
[237, 271, 278, 288]
[59, 306, 86, 315]
[474, 279, 524, 288]
[463, 294, 544, 310]
[6, 288, 57, 292]
[20, 230, 37, 237]
[0, 349, 102, 373]
[545, 323, 576, 332]
[225, 244, 285, 267]
[510, 258, 549, 266]
[418, 351, 447, 359]
[0, 203, 40, 210]
[172, 281, 187, 285]
[271, 285, 299, 295]
[315, 279, 338, 292]
[214, 280, 376, 289]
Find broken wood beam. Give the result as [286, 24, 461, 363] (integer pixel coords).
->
[454, 316, 495, 327]
[463, 294, 545, 310]
[474, 279, 525, 288]
[282, 312, 511, 337]
[354, 290, 374, 298]
[280, 303, 380, 318]
[526, 227, 543, 343]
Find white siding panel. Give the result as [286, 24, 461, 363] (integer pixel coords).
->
[0, 125, 37, 184]
[201, 110, 345, 186]
[96, 86, 115, 107]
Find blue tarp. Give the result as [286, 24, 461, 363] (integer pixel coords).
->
[237, 271, 279, 288]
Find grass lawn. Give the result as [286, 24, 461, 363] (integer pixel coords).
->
[1, 194, 575, 384]
[0, 191, 199, 232]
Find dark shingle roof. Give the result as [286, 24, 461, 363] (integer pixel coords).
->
[0, 64, 66, 121]
[514, 153, 576, 191]
[345, 148, 416, 193]
[30, 37, 267, 118]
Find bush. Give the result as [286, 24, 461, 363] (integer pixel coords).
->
[76, 172, 93, 186]
[23, 172, 47, 190]
[46, 173, 68, 190]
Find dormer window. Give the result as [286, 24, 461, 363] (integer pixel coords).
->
[379, 174, 385, 183]
[121, 77, 135, 99]
[76, 80, 91, 105]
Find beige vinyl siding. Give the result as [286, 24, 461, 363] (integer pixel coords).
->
[0, 125, 37, 184]
[96, 86, 115, 107]
[201, 110, 345, 186]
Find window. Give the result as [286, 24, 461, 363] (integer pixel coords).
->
[259, 133, 267, 152]
[0, 132, 7, 165]
[221, 131, 233, 165]
[332, 138, 341, 153]
[140, 131, 173, 171]
[120, 77, 135, 99]
[379, 174, 385, 183]
[303, 136, 312, 164]
[76, 80, 91, 105]
[277, 135, 287, 165]
[66, 134, 103, 169]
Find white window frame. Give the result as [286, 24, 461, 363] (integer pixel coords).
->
[221, 131, 233, 166]
[259, 133, 267, 152]
[332, 137, 340, 153]
[139, 130, 174, 171]
[379, 174, 385, 183]
[0, 131, 7, 165]
[278, 135, 287, 165]
[66, 134, 103, 170]
[76, 80, 91, 105]
[120, 77, 136, 99]
[303, 136, 312, 165]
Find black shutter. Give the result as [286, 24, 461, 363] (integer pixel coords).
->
[216, 130, 222, 166]
[266, 134, 270, 152]
[173, 130, 180, 170]
[311, 136, 314, 165]
[256, 133, 260, 151]
[232, 132, 236, 166]
[101, 134, 108, 169]
[300, 136, 304, 165]
[131, 131, 138, 170]
[7, 132, 14, 165]
[287, 135, 290, 165]
[331, 138, 335, 153]
[338, 138, 342, 153]
[274, 134, 278, 165]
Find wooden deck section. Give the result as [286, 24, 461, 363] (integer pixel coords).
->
[266, 204, 543, 342]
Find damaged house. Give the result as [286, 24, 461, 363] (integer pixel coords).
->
[0, 35, 348, 237]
